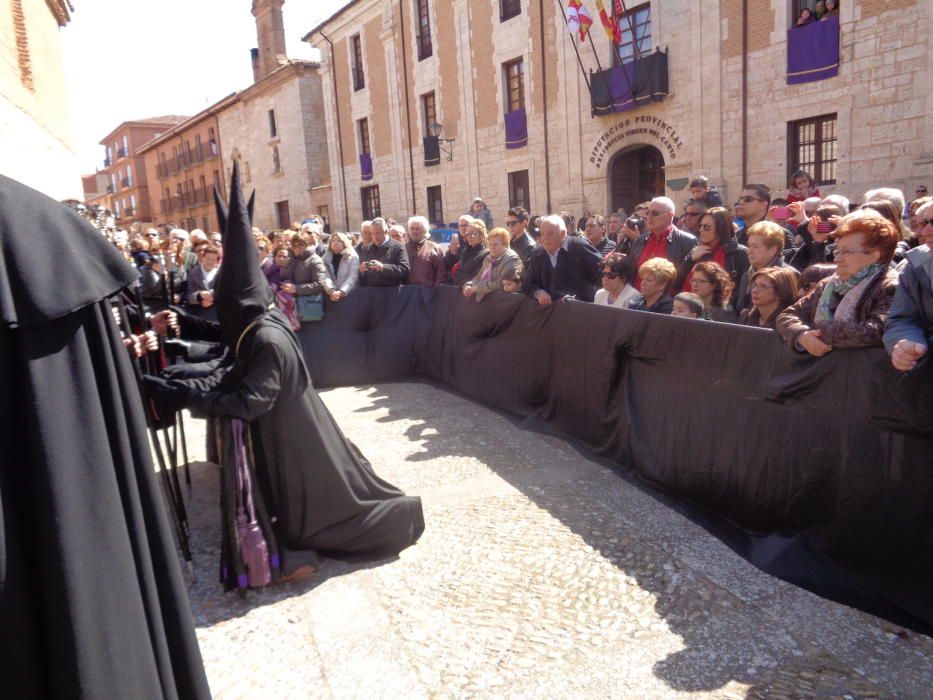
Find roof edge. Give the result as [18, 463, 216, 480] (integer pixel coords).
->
[302, 0, 362, 42]
[135, 93, 239, 154]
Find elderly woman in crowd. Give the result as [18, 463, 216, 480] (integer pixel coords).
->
[884, 203, 933, 371]
[739, 267, 798, 329]
[322, 231, 360, 302]
[593, 253, 639, 308]
[281, 232, 328, 298]
[688, 261, 737, 322]
[453, 219, 490, 287]
[671, 292, 704, 319]
[463, 227, 522, 301]
[777, 209, 900, 355]
[682, 207, 748, 306]
[628, 257, 676, 314]
[735, 221, 795, 313]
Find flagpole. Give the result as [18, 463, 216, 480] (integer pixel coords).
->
[615, 0, 643, 61]
[554, 0, 591, 91]
[584, 28, 619, 115]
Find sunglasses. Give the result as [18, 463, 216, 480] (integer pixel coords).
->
[739, 196, 765, 203]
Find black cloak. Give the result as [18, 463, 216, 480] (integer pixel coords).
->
[171, 165, 424, 568]
[0, 175, 210, 698]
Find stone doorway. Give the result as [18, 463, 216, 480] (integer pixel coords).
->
[609, 145, 665, 215]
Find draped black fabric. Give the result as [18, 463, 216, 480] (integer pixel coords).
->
[299, 285, 933, 630]
[0, 176, 210, 698]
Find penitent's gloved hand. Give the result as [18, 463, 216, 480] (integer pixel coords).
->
[142, 375, 192, 414]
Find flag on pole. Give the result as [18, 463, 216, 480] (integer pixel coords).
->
[567, 0, 593, 42]
[594, 0, 621, 44]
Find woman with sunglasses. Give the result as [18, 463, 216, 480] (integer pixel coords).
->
[777, 210, 900, 356]
[452, 219, 490, 287]
[594, 253, 640, 308]
[681, 207, 748, 307]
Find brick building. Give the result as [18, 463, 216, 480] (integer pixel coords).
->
[138, 99, 234, 233]
[305, 0, 933, 229]
[97, 117, 188, 226]
[0, 0, 80, 199]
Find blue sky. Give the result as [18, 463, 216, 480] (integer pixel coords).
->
[62, 0, 348, 172]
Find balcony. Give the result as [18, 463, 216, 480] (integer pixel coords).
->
[194, 186, 208, 205]
[168, 158, 180, 175]
[117, 147, 128, 159]
[190, 146, 204, 165]
[123, 206, 135, 217]
[156, 162, 168, 179]
[161, 198, 173, 213]
[106, 184, 114, 193]
[103, 156, 112, 167]
[589, 49, 669, 117]
[204, 141, 219, 159]
[121, 178, 130, 188]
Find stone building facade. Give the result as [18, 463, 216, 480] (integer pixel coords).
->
[306, 0, 932, 230]
[216, 60, 332, 230]
[0, 0, 80, 200]
[138, 100, 233, 233]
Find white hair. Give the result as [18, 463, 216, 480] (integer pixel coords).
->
[539, 214, 567, 233]
[651, 196, 676, 213]
[408, 215, 430, 230]
[169, 228, 189, 240]
[370, 217, 388, 231]
[458, 215, 475, 225]
[821, 194, 850, 213]
[864, 188, 905, 214]
[803, 196, 821, 214]
[360, 220, 372, 229]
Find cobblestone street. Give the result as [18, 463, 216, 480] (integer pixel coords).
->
[180, 382, 932, 699]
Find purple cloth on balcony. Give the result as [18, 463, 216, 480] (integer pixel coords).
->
[589, 50, 669, 117]
[787, 15, 840, 85]
[360, 153, 373, 181]
[505, 108, 528, 149]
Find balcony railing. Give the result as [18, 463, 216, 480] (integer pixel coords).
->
[156, 162, 168, 179]
[160, 198, 172, 213]
[190, 146, 204, 164]
[168, 158, 180, 175]
[117, 147, 128, 159]
[103, 156, 112, 167]
[121, 178, 130, 188]
[123, 206, 135, 217]
[106, 184, 114, 193]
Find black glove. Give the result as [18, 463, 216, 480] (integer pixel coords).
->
[162, 338, 193, 361]
[142, 375, 192, 415]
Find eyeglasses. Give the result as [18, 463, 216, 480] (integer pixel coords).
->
[698, 223, 715, 231]
[739, 196, 765, 203]
[146, 233, 158, 238]
[646, 210, 667, 217]
[257, 246, 267, 251]
[600, 272, 620, 279]
[750, 283, 775, 292]
[835, 248, 873, 258]
[691, 277, 712, 286]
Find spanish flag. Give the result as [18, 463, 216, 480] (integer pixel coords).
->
[594, 0, 621, 44]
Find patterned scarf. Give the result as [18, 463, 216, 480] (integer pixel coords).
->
[815, 263, 884, 323]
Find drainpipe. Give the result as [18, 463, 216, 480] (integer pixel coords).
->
[320, 31, 350, 231]
[741, 0, 748, 187]
[398, 0, 418, 214]
[539, 0, 552, 213]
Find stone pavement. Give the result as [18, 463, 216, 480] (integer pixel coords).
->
[178, 382, 933, 699]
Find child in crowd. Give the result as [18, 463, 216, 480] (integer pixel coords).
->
[794, 7, 813, 26]
[787, 170, 820, 203]
[671, 293, 704, 319]
[501, 269, 523, 293]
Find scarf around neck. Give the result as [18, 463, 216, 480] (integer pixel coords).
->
[815, 263, 884, 323]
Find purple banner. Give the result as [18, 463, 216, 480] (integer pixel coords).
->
[787, 15, 840, 85]
[360, 153, 373, 181]
[504, 108, 528, 149]
[590, 50, 669, 117]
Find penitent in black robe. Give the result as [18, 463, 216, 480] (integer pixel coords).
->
[179, 310, 425, 562]
[0, 174, 210, 699]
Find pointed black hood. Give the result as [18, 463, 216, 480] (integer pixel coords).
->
[213, 162, 272, 348]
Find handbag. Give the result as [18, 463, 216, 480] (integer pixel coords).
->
[296, 293, 325, 323]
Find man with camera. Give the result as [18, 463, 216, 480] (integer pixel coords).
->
[623, 196, 698, 289]
[358, 217, 410, 287]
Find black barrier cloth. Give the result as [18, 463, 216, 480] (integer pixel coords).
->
[298, 286, 933, 631]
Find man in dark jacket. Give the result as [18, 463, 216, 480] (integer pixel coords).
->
[734, 183, 771, 246]
[885, 240, 933, 371]
[523, 214, 602, 303]
[358, 217, 410, 286]
[627, 196, 698, 289]
[405, 215, 445, 287]
[583, 214, 616, 256]
[505, 206, 537, 269]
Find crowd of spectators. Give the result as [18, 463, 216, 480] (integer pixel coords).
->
[98, 178, 932, 373]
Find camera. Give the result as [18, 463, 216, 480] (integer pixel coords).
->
[626, 216, 645, 231]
